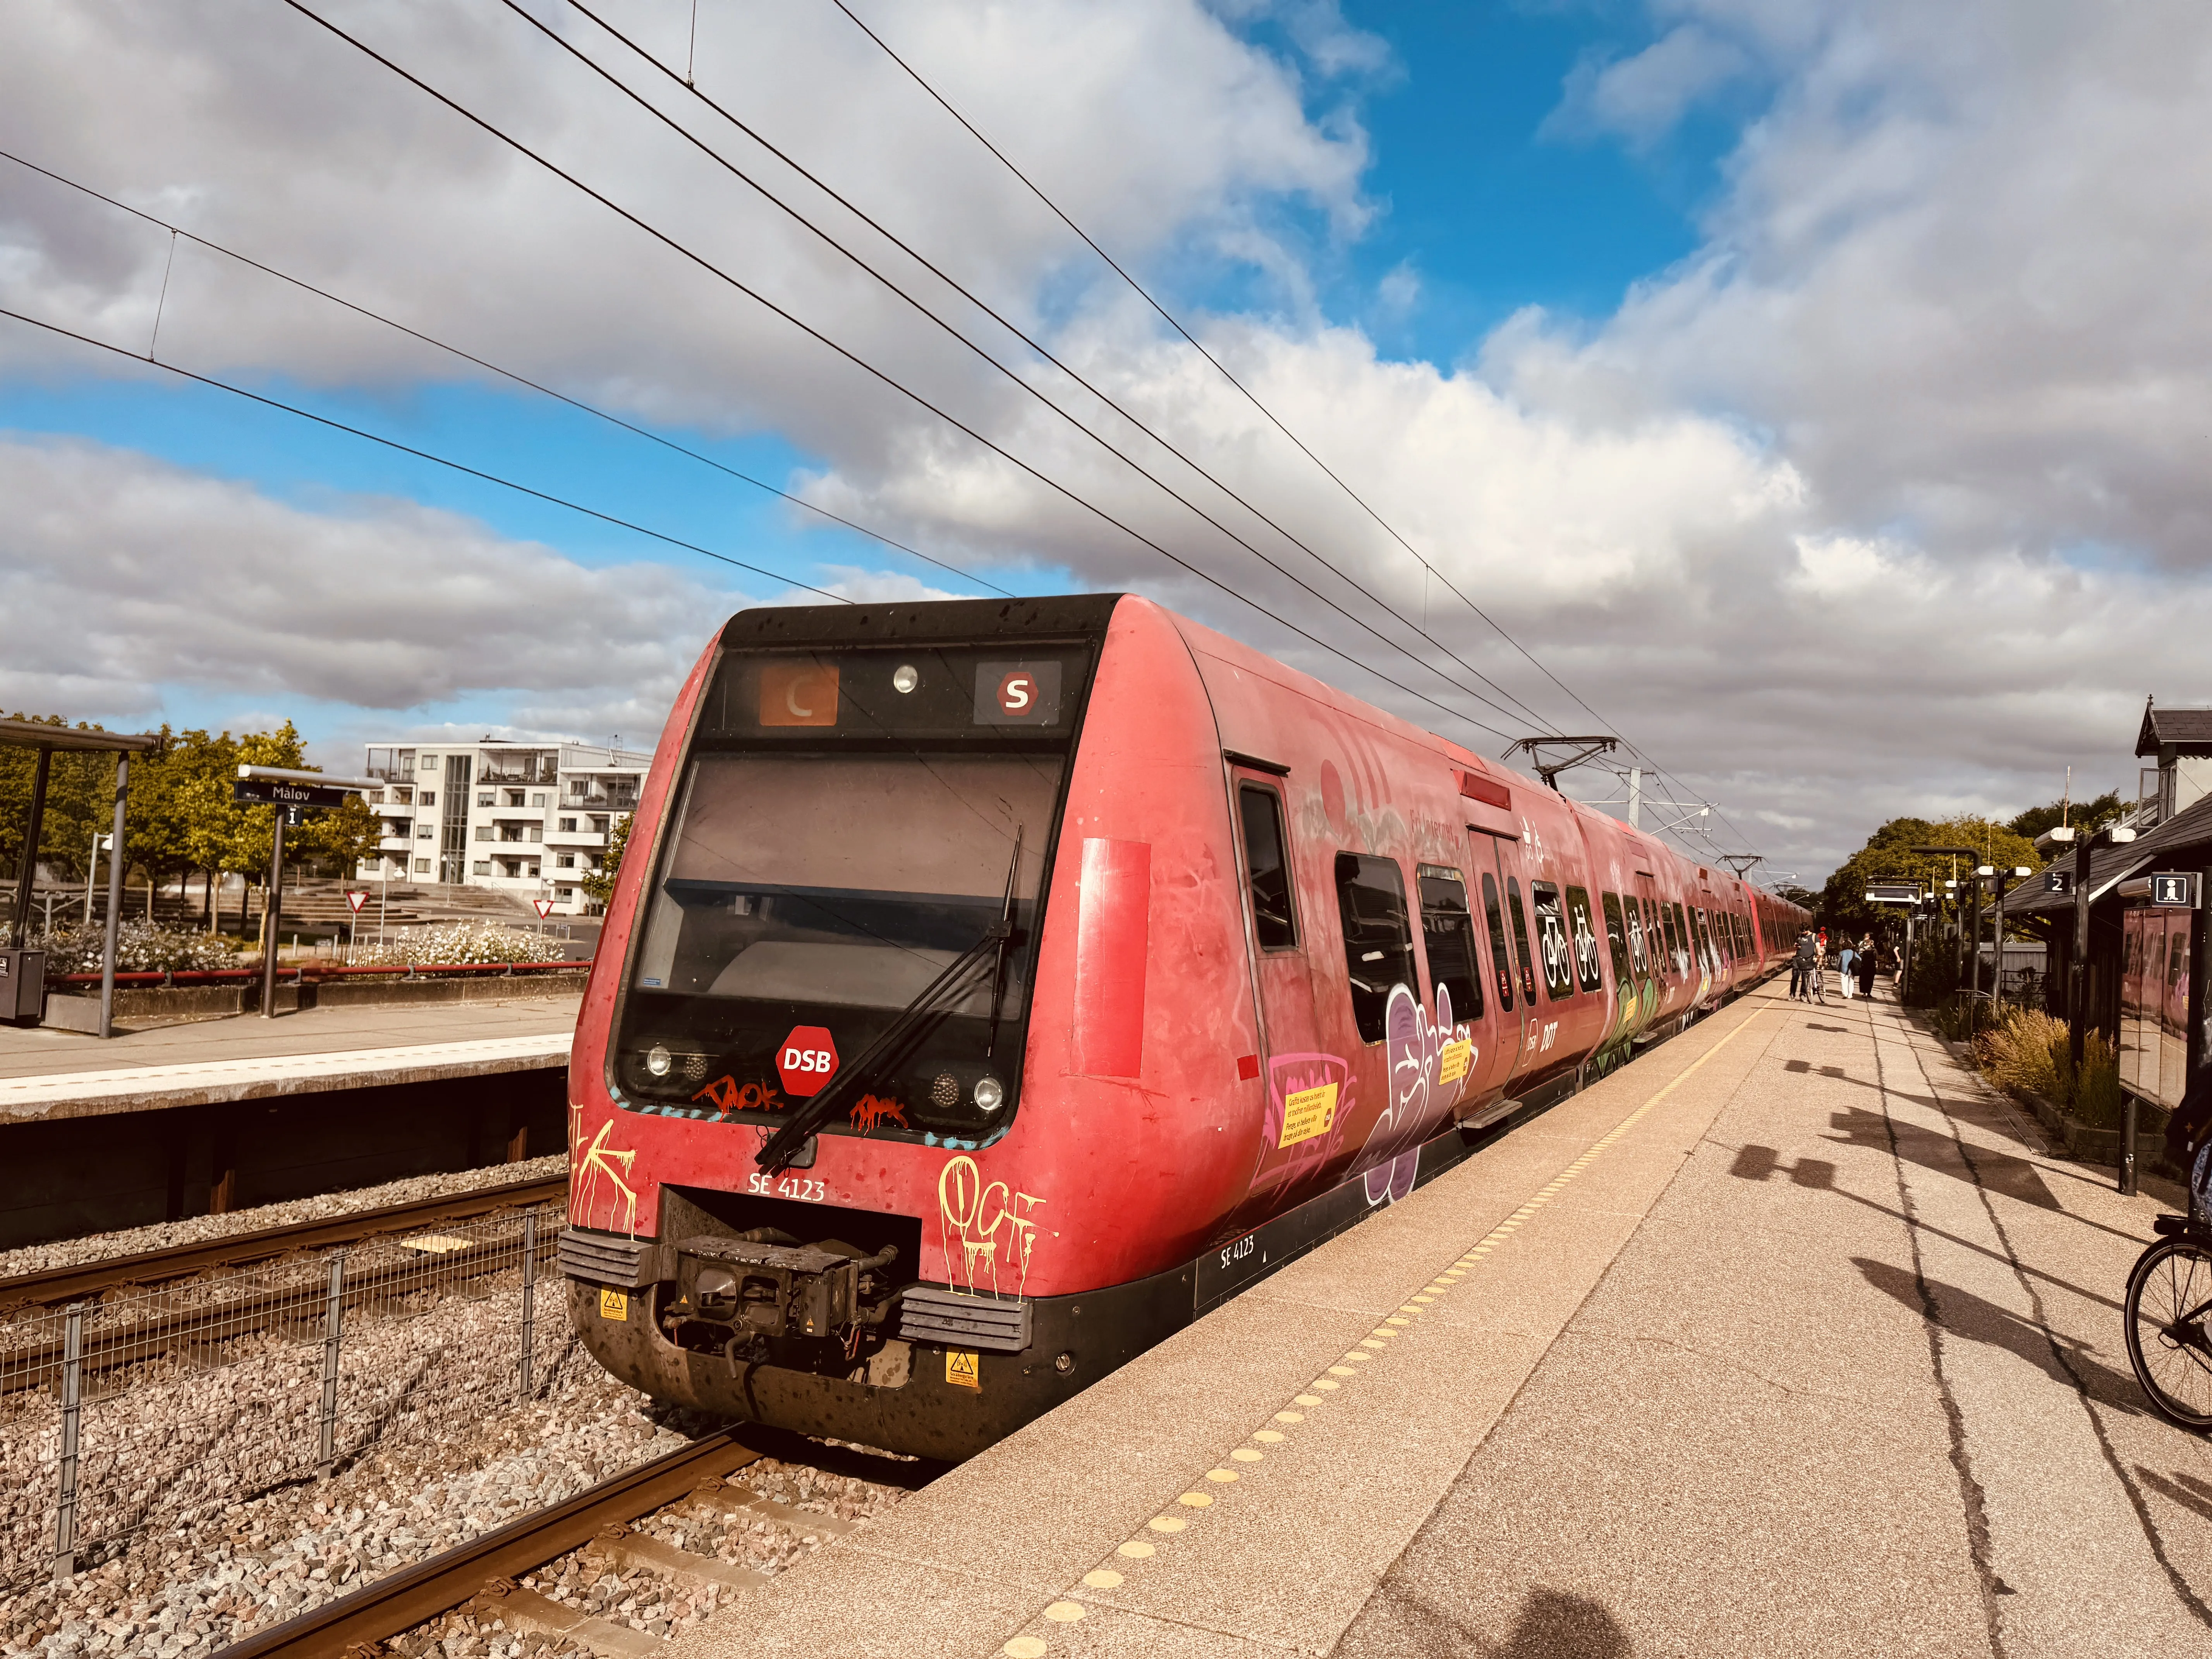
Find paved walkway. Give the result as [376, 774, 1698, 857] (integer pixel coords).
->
[670, 983, 2212, 1658]
[0, 998, 579, 1121]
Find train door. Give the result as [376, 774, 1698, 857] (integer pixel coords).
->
[1413, 862, 1498, 1117]
[1473, 831, 1544, 1093]
[1228, 769, 1335, 1198]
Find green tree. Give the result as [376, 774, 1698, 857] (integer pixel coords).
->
[1819, 815, 2042, 940]
[2008, 790, 2124, 842]
[579, 811, 632, 909]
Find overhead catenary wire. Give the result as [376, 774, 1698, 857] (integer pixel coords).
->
[0, 147, 1013, 603]
[0, 302, 856, 605]
[826, 0, 1760, 854]
[539, 0, 1555, 739]
[265, 0, 1532, 748]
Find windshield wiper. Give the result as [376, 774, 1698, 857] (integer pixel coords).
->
[986, 828, 1022, 1058]
[758, 833, 1024, 1176]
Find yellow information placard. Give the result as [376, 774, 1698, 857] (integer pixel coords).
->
[945, 1350, 981, 1389]
[1278, 1082, 1339, 1148]
[1438, 1039, 1474, 1086]
[599, 1288, 629, 1322]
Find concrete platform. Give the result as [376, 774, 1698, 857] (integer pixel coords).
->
[0, 996, 578, 1122]
[670, 984, 2212, 1659]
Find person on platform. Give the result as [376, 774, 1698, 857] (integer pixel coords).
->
[1857, 936, 1879, 1000]
[1791, 931, 1816, 1000]
[1838, 938, 1858, 999]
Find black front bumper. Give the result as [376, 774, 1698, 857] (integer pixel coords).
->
[563, 1255, 1195, 1463]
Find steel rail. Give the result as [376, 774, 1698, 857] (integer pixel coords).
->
[218, 1429, 764, 1659]
[0, 1174, 569, 1311]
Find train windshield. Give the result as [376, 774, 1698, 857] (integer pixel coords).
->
[612, 640, 1091, 1142]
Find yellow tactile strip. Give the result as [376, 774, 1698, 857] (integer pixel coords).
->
[994, 1001, 1777, 1658]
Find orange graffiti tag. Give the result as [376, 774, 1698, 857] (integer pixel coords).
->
[849, 1093, 909, 1132]
[692, 1076, 784, 1116]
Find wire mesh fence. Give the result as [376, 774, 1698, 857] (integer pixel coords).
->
[0, 1203, 568, 1593]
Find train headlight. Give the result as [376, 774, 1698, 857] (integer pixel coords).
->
[973, 1075, 1005, 1113]
[645, 1044, 673, 1079]
[892, 664, 919, 694]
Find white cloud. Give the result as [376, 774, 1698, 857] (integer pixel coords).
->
[1547, 25, 1755, 145]
[0, 433, 748, 732]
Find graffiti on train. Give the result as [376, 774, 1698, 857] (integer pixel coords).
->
[937, 1154, 1049, 1299]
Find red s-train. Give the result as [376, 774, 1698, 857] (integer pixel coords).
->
[560, 595, 1804, 1459]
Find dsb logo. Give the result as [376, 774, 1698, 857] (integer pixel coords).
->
[777, 1025, 838, 1096]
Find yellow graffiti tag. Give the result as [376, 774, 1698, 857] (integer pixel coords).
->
[937, 1154, 1046, 1299]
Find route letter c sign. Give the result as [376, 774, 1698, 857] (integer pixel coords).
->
[778, 1025, 839, 1096]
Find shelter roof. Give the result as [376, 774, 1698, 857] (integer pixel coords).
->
[2003, 788, 2212, 921]
[0, 717, 159, 754]
[2135, 702, 2212, 757]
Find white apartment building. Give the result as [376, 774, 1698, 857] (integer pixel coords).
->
[356, 741, 651, 915]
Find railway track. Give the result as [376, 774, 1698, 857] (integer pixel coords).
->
[219, 1427, 905, 1659]
[0, 1172, 569, 1311]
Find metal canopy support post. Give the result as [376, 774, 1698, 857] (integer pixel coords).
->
[10, 745, 51, 949]
[97, 753, 129, 1040]
[2070, 836, 2094, 1073]
[261, 809, 287, 1020]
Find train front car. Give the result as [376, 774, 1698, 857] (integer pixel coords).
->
[562, 594, 1261, 1460]
[560, 592, 1805, 1461]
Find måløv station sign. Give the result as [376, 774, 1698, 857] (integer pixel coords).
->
[232, 777, 357, 811]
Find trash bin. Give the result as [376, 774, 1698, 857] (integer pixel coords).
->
[0, 947, 47, 1023]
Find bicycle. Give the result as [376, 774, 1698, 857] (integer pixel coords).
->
[2124, 1214, 2212, 1430]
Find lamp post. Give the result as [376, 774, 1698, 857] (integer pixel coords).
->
[1988, 866, 2032, 1014]
[2033, 823, 2139, 1076]
[1913, 846, 1984, 1006]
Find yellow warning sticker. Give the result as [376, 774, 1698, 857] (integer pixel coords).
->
[945, 1349, 981, 1389]
[1278, 1082, 1338, 1148]
[599, 1288, 629, 1322]
[1438, 1039, 1474, 1085]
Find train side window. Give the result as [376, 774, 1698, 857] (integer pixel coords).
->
[1505, 878, 1540, 1005]
[1670, 903, 1691, 969]
[1658, 901, 1680, 970]
[1566, 886, 1604, 993]
[1416, 866, 1483, 1023]
[1238, 784, 1299, 951]
[1335, 853, 1419, 1043]
[1600, 892, 1633, 985]
[1481, 872, 1515, 1013]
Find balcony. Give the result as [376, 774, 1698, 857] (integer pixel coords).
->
[546, 825, 606, 847]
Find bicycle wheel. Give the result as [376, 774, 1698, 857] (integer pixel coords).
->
[2124, 1237, 2212, 1430]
